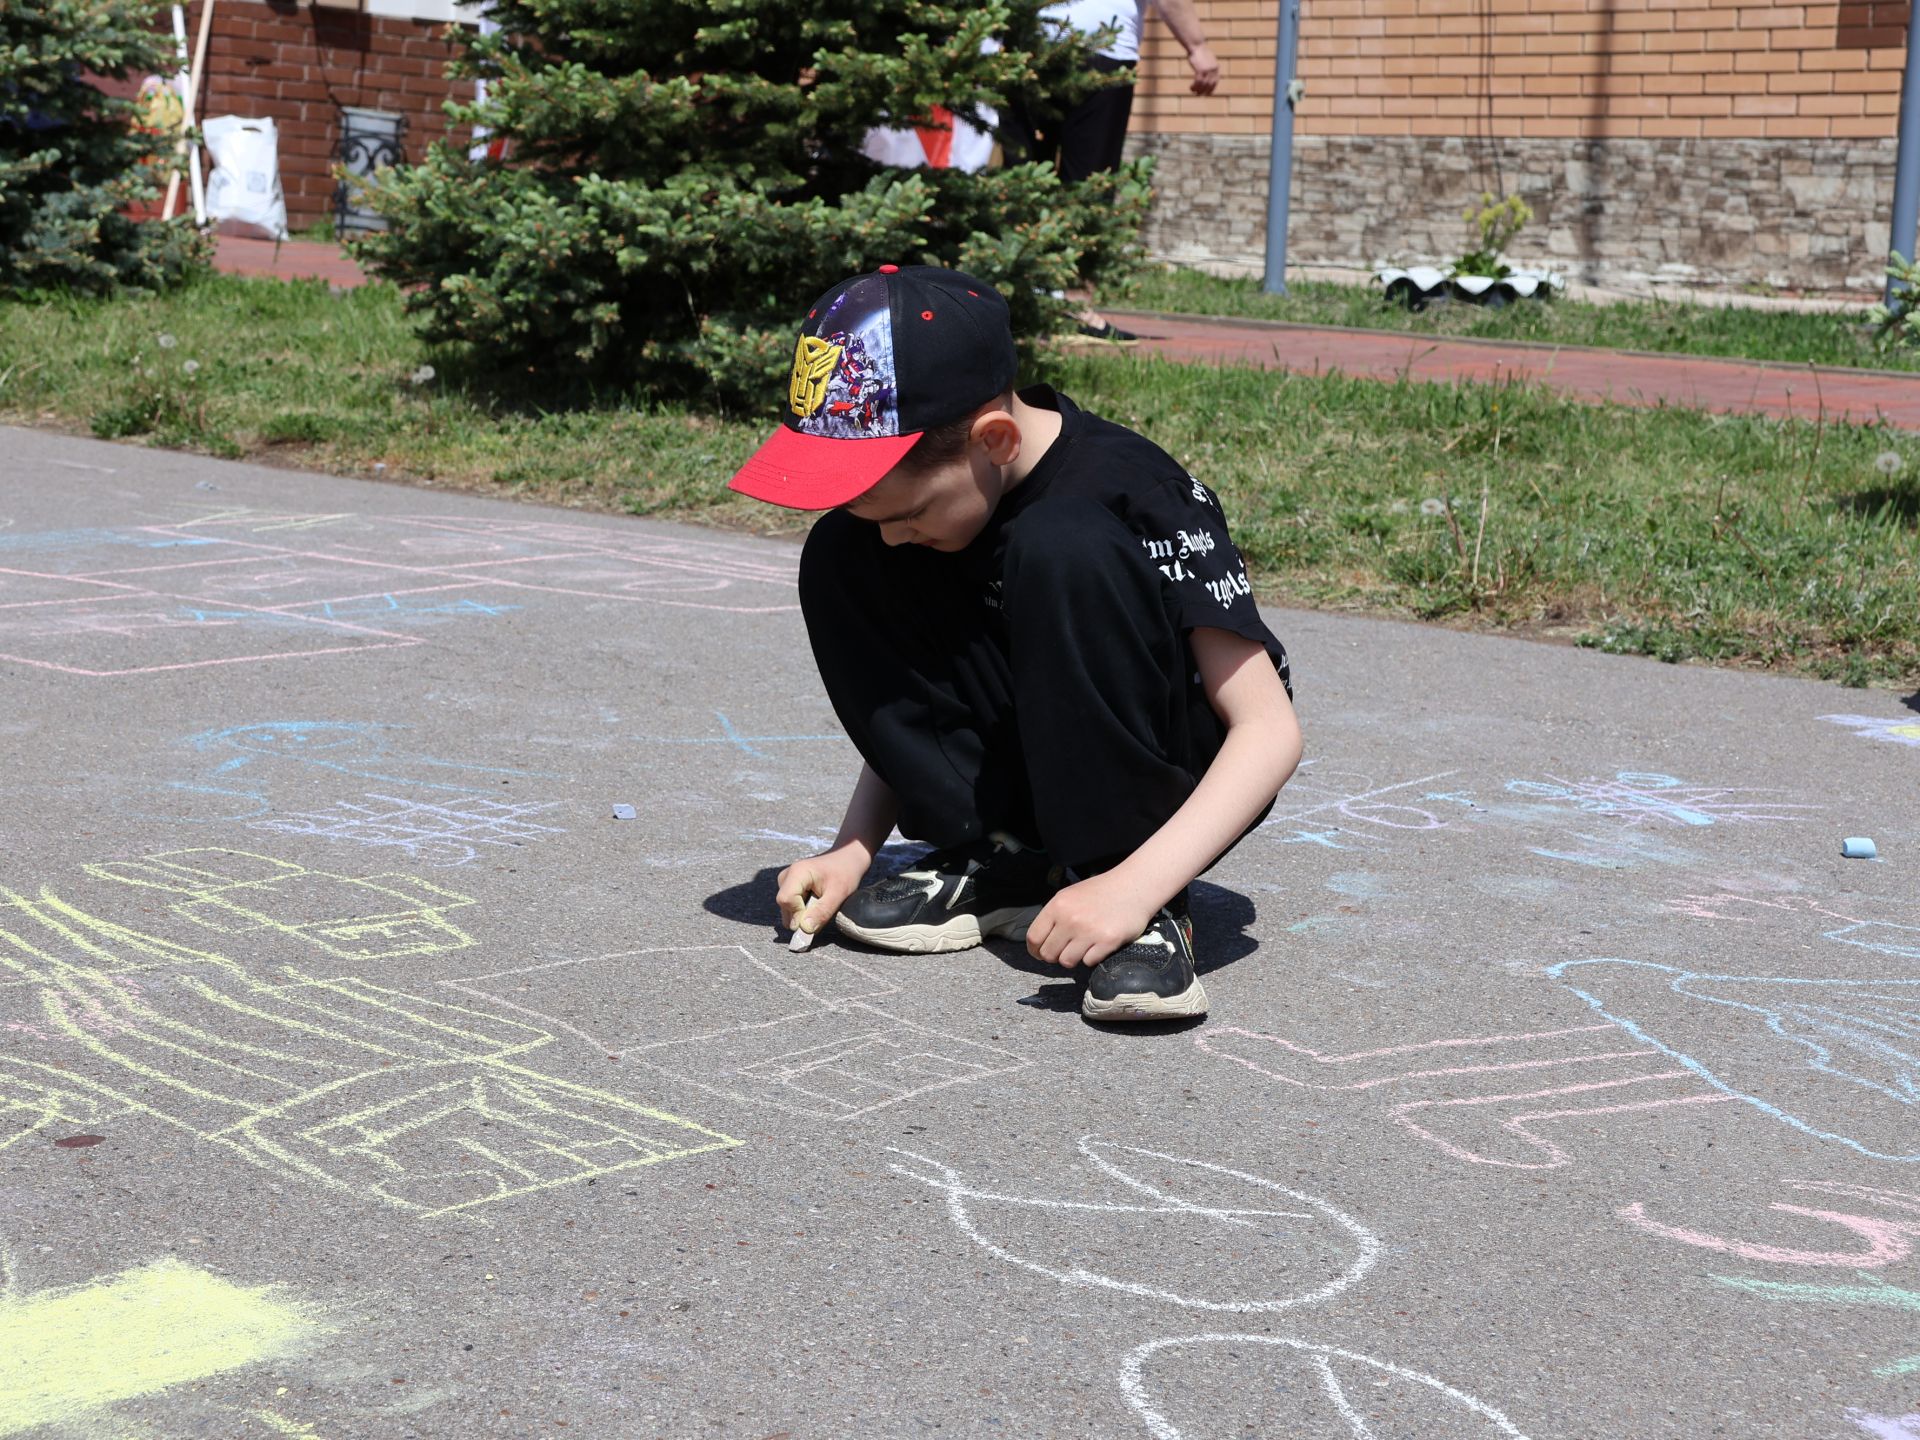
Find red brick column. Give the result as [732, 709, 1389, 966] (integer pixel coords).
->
[195, 0, 476, 228]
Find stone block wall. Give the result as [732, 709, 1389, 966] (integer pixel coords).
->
[1123, 0, 1906, 289]
[1126, 131, 1894, 289]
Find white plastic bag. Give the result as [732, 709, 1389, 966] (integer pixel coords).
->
[203, 115, 289, 240]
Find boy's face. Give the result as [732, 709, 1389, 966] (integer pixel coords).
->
[842, 446, 1000, 552]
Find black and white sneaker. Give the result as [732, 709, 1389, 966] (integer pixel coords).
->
[1082, 906, 1208, 1022]
[834, 835, 1062, 954]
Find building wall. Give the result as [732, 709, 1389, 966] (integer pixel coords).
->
[195, 0, 476, 229]
[1123, 0, 1906, 288]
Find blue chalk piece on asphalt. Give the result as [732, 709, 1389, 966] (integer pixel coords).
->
[611, 803, 637, 820]
[1842, 836, 1878, 859]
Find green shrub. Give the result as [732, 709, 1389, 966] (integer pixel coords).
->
[1, 0, 208, 297]
[351, 0, 1153, 405]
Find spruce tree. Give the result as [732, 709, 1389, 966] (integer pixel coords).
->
[1, 0, 207, 297]
[354, 0, 1151, 403]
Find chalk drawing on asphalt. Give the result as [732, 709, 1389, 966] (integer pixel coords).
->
[885, 1136, 1380, 1312]
[0, 507, 799, 676]
[1821, 714, 1920, 750]
[1504, 771, 1818, 827]
[0, 849, 738, 1216]
[246, 792, 566, 867]
[1257, 762, 1461, 851]
[444, 944, 1027, 1122]
[1549, 956, 1920, 1162]
[1194, 1022, 1729, 1170]
[1850, 1408, 1920, 1437]
[1119, 1333, 1533, 1440]
[1713, 1272, 1920, 1376]
[1618, 1181, 1920, 1269]
[0, 1254, 339, 1437]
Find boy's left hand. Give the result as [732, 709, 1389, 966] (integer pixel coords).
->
[1026, 872, 1157, 971]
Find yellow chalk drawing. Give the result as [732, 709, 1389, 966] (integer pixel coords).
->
[0, 848, 740, 1217]
[0, 1258, 334, 1437]
[83, 849, 478, 962]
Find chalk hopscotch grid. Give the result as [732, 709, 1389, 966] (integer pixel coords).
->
[247, 792, 567, 867]
[0, 511, 800, 676]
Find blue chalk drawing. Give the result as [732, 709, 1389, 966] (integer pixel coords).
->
[118, 722, 566, 827]
[0, 527, 221, 555]
[186, 721, 557, 794]
[634, 711, 843, 761]
[1714, 1271, 1920, 1376]
[1507, 771, 1817, 828]
[1549, 957, 1920, 1163]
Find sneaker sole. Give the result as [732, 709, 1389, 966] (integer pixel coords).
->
[833, 904, 1044, 955]
[1082, 976, 1210, 1022]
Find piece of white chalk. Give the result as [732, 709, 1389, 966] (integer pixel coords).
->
[789, 898, 817, 951]
[1842, 836, 1878, 860]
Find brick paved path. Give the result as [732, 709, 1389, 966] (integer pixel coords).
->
[1105, 307, 1920, 430]
[213, 240, 1920, 428]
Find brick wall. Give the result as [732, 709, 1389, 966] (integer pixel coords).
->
[1123, 0, 1906, 287]
[195, 0, 474, 227]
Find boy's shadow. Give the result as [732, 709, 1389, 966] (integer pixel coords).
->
[703, 869, 1257, 1033]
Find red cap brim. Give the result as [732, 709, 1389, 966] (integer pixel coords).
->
[727, 425, 922, 511]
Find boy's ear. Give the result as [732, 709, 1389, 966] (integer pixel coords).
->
[970, 407, 1022, 466]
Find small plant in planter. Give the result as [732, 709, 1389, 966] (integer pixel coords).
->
[1376, 191, 1562, 312]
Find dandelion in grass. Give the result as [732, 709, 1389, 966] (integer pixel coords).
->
[1875, 450, 1904, 477]
[410, 364, 436, 386]
[157, 333, 177, 350]
[1420, 498, 1447, 517]
[182, 360, 199, 376]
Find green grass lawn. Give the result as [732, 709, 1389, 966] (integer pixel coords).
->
[1118, 267, 1916, 374]
[3, 271, 1915, 686]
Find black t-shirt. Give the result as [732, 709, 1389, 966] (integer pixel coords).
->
[982, 385, 1292, 694]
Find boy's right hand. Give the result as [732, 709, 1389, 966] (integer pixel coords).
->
[776, 846, 871, 935]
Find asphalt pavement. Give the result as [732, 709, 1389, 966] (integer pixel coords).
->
[3, 426, 1918, 1440]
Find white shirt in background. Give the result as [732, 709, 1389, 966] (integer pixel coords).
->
[1042, 0, 1152, 62]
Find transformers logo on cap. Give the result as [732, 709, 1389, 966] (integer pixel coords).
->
[785, 275, 901, 440]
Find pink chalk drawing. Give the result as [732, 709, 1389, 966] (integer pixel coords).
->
[1196, 1022, 1730, 1170]
[1505, 771, 1818, 827]
[1618, 1183, 1920, 1268]
[0, 508, 799, 678]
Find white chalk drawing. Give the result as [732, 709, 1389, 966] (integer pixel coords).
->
[444, 944, 1027, 1121]
[1120, 1333, 1532, 1440]
[247, 792, 566, 867]
[887, 1136, 1380, 1312]
[1194, 1022, 1728, 1171]
[1504, 771, 1817, 828]
[1258, 762, 1460, 851]
[885, 1137, 1533, 1437]
[1850, 1408, 1920, 1437]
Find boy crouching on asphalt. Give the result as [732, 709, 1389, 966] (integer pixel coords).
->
[726, 265, 1301, 1022]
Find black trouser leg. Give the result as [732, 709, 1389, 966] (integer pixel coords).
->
[1056, 59, 1135, 182]
[798, 511, 1035, 849]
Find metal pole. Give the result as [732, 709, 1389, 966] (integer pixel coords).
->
[1885, 0, 1920, 307]
[1262, 0, 1303, 294]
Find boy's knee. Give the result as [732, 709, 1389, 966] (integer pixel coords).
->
[1002, 499, 1142, 599]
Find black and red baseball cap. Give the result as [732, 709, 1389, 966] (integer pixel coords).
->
[726, 264, 1018, 510]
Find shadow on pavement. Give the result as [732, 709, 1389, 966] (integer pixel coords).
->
[706, 869, 1258, 1038]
